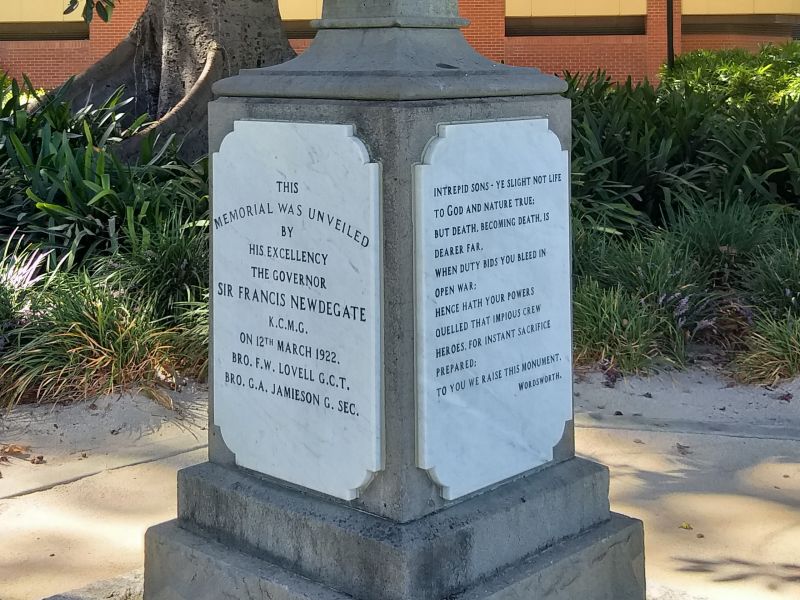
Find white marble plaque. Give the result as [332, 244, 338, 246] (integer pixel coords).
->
[416, 119, 573, 500]
[212, 121, 382, 501]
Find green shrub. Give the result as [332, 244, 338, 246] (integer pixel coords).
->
[568, 45, 800, 230]
[1, 133, 208, 269]
[0, 75, 147, 163]
[0, 76, 209, 271]
[663, 43, 800, 108]
[0, 280, 12, 325]
[567, 71, 720, 230]
[168, 299, 209, 380]
[0, 272, 176, 407]
[735, 311, 800, 383]
[95, 212, 209, 321]
[568, 74, 647, 231]
[662, 45, 800, 211]
[741, 226, 800, 315]
[592, 230, 718, 336]
[573, 279, 684, 372]
[698, 102, 800, 207]
[670, 201, 781, 287]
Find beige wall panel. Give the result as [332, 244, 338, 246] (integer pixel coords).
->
[687, 0, 800, 14]
[278, 0, 321, 20]
[526, 0, 646, 16]
[683, 0, 704, 14]
[619, 0, 648, 14]
[574, 0, 618, 15]
[753, 0, 800, 12]
[531, 0, 576, 17]
[506, 0, 534, 17]
[62, 0, 84, 23]
[0, 1, 24, 22]
[684, 0, 754, 14]
[0, 0, 84, 23]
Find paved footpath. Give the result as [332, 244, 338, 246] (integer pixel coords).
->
[0, 387, 208, 600]
[0, 370, 798, 600]
[576, 368, 800, 600]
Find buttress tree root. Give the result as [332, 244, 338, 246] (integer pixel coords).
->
[65, 0, 295, 159]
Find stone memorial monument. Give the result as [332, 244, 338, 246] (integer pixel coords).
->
[144, 1, 646, 598]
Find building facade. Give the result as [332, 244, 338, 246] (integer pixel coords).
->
[1, 0, 799, 89]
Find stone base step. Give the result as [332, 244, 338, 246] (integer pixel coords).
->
[144, 513, 644, 600]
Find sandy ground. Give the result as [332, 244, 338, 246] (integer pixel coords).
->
[0, 450, 203, 600]
[0, 387, 208, 600]
[0, 370, 798, 600]
[575, 369, 800, 600]
[0, 386, 207, 500]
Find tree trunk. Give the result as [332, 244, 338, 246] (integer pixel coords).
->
[67, 0, 295, 158]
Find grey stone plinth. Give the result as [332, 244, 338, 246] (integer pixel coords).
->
[174, 459, 610, 600]
[213, 29, 565, 100]
[146, 521, 351, 600]
[144, 511, 644, 600]
[457, 514, 645, 600]
[207, 94, 573, 525]
[144, 9, 647, 597]
[44, 571, 143, 600]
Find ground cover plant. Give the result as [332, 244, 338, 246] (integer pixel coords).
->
[572, 278, 684, 372]
[573, 206, 800, 377]
[0, 280, 12, 330]
[0, 273, 173, 404]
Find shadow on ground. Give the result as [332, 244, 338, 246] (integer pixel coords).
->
[579, 424, 800, 600]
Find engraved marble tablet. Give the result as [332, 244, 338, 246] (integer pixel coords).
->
[416, 119, 573, 500]
[212, 121, 382, 501]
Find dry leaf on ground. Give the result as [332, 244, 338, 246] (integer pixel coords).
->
[0, 444, 30, 456]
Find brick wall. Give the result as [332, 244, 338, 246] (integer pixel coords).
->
[505, 35, 649, 82]
[0, 40, 93, 88]
[289, 39, 313, 54]
[291, 0, 673, 81]
[460, 0, 506, 63]
[88, 0, 148, 61]
[683, 32, 789, 53]
[2, 0, 797, 89]
[456, 0, 685, 82]
[0, 0, 146, 89]
[645, 0, 682, 79]
[504, 0, 682, 82]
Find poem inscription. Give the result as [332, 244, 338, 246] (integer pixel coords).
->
[416, 119, 573, 500]
[212, 121, 382, 501]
